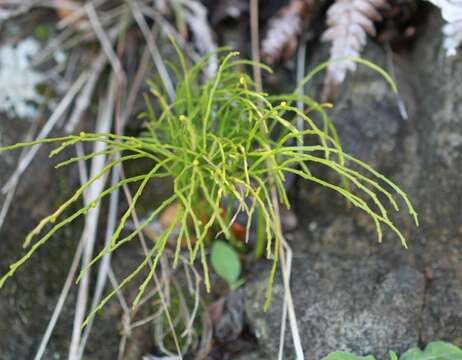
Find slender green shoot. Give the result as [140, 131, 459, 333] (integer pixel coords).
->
[0, 51, 418, 325]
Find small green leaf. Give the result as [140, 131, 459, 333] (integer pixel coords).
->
[400, 342, 462, 360]
[34, 25, 50, 41]
[210, 240, 241, 288]
[390, 351, 399, 360]
[321, 352, 376, 360]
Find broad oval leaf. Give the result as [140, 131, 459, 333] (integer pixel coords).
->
[400, 341, 462, 360]
[210, 240, 241, 287]
[321, 352, 376, 360]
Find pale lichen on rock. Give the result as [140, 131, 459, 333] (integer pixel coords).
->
[0, 37, 66, 120]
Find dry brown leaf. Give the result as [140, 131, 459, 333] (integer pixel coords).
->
[321, 0, 390, 100]
[261, 0, 315, 65]
[158, 200, 249, 246]
[159, 202, 181, 228]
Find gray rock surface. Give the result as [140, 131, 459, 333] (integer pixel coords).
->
[296, 11, 462, 266]
[234, 351, 265, 360]
[0, 117, 123, 358]
[421, 269, 462, 344]
[245, 255, 425, 359]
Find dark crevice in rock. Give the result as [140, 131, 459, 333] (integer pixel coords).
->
[417, 266, 433, 347]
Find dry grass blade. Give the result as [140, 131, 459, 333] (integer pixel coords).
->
[107, 270, 130, 360]
[251, 1, 305, 358]
[85, 3, 125, 83]
[31, 27, 74, 67]
[68, 74, 117, 360]
[250, 0, 262, 91]
[130, 0, 175, 100]
[137, 3, 201, 63]
[77, 165, 121, 358]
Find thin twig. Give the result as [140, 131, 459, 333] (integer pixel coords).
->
[109, 266, 131, 314]
[56, 0, 106, 30]
[296, 37, 307, 135]
[130, 308, 162, 329]
[180, 269, 200, 338]
[77, 165, 122, 358]
[195, 299, 213, 360]
[278, 239, 295, 360]
[130, 0, 175, 101]
[138, 4, 200, 63]
[172, 279, 192, 351]
[273, 198, 304, 360]
[122, 190, 183, 358]
[121, 46, 150, 129]
[85, 3, 126, 85]
[250, 0, 262, 92]
[106, 267, 132, 360]
[276, 38, 307, 360]
[31, 27, 74, 67]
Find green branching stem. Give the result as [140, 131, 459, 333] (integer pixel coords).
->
[0, 51, 418, 327]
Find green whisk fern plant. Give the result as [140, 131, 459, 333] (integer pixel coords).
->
[0, 49, 418, 325]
